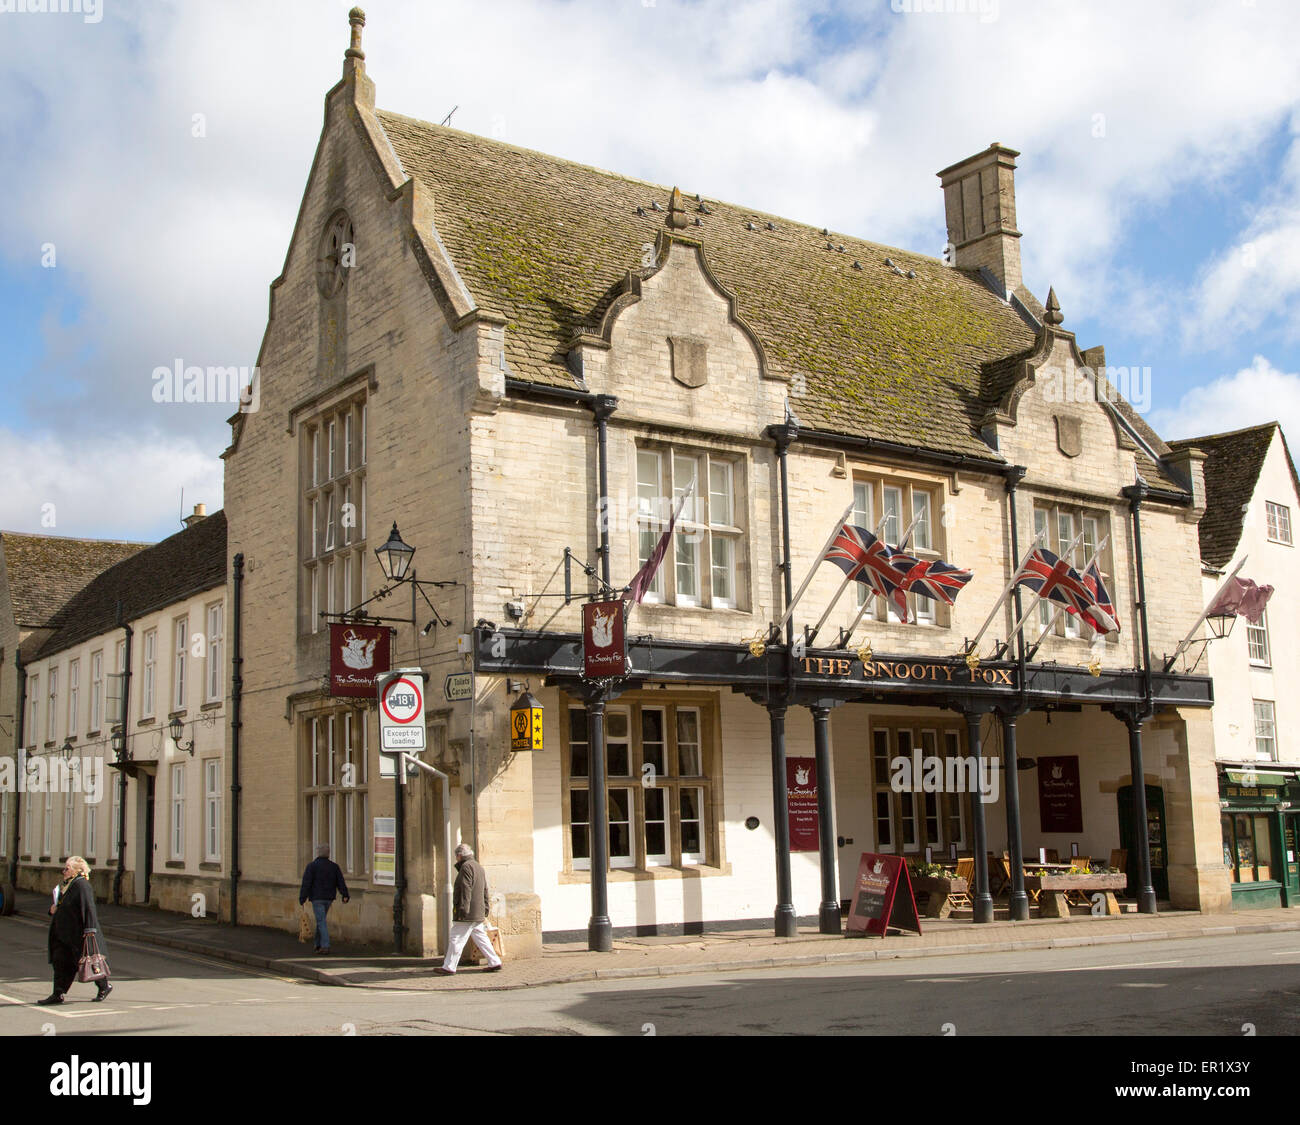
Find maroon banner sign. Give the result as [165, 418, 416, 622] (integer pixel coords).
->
[1038, 755, 1083, 833]
[582, 600, 626, 679]
[329, 623, 391, 698]
[787, 757, 819, 852]
[846, 852, 922, 938]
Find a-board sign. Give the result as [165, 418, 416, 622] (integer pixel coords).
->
[379, 669, 426, 753]
[845, 852, 922, 938]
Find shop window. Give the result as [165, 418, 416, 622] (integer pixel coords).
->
[302, 394, 368, 633]
[1032, 502, 1115, 642]
[1266, 501, 1292, 546]
[634, 446, 744, 610]
[851, 475, 944, 626]
[1223, 813, 1276, 883]
[563, 696, 716, 871]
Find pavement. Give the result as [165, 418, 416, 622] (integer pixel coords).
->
[9, 888, 1300, 992]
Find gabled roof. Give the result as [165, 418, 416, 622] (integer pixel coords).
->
[374, 110, 1044, 460]
[1168, 423, 1296, 569]
[33, 512, 227, 661]
[0, 532, 147, 631]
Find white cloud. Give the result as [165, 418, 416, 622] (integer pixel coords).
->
[1149, 355, 1300, 444]
[0, 427, 223, 541]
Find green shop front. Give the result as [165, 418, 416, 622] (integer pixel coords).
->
[1219, 766, 1300, 908]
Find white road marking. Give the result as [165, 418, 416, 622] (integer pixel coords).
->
[1044, 959, 1184, 973]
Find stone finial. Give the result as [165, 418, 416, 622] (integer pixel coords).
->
[1044, 286, 1063, 326]
[347, 7, 366, 59]
[667, 187, 689, 230]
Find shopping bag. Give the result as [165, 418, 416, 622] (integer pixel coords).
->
[298, 904, 314, 943]
[76, 931, 110, 983]
[464, 924, 504, 964]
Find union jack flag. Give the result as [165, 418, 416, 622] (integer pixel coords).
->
[897, 558, 974, 606]
[1079, 561, 1119, 635]
[1017, 547, 1117, 634]
[825, 524, 918, 622]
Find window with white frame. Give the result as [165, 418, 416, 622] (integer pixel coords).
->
[635, 446, 743, 609]
[111, 775, 122, 855]
[173, 616, 187, 711]
[1247, 611, 1270, 666]
[171, 763, 185, 859]
[563, 696, 715, 870]
[63, 784, 74, 857]
[1266, 502, 1292, 546]
[302, 395, 368, 634]
[142, 629, 157, 717]
[67, 659, 79, 739]
[870, 721, 969, 855]
[90, 652, 103, 732]
[27, 674, 38, 748]
[46, 667, 58, 743]
[0, 793, 7, 859]
[85, 783, 98, 860]
[1254, 700, 1277, 761]
[305, 707, 371, 877]
[207, 603, 224, 702]
[42, 788, 52, 856]
[204, 759, 221, 862]
[852, 476, 943, 625]
[24, 792, 33, 856]
[1031, 502, 1114, 641]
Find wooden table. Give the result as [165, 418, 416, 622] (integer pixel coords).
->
[1023, 873, 1127, 918]
[913, 874, 969, 919]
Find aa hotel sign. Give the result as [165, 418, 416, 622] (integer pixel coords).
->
[798, 656, 1016, 687]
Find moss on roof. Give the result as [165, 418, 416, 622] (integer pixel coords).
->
[1, 533, 147, 631]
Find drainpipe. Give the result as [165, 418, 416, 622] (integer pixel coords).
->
[230, 553, 244, 926]
[9, 651, 26, 888]
[113, 608, 133, 906]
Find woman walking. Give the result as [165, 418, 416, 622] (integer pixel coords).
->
[41, 856, 111, 1005]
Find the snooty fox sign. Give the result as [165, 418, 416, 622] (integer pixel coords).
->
[582, 600, 626, 679]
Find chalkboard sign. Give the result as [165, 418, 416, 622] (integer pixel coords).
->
[846, 853, 922, 938]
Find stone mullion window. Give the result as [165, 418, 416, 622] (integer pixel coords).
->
[302, 396, 368, 634]
[1031, 501, 1114, 643]
[303, 707, 370, 878]
[562, 696, 717, 873]
[852, 475, 945, 626]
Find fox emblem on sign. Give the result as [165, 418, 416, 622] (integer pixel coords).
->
[582, 600, 626, 679]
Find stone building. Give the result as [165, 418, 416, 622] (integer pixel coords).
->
[2, 510, 227, 911]
[219, 10, 1232, 958]
[1170, 423, 1300, 907]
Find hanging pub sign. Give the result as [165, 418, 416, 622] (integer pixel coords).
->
[787, 757, 819, 852]
[1038, 755, 1083, 833]
[330, 623, 391, 697]
[510, 690, 544, 752]
[582, 599, 626, 679]
[846, 852, 922, 938]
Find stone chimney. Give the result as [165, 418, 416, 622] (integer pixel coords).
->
[937, 143, 1022, 294]
[183, 503, 207, 528]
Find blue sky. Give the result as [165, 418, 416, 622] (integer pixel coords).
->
[2, 0, 1299, 541]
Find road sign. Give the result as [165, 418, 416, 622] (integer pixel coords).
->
[445, 672, 471, 702]
[379, 669, 426, 753]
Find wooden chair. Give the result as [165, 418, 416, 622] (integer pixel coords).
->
[1044, 849, 1060, 864]
[985, 853, 1007, 897]
[950, 858, 975, 909]
[1109, 848, 1127, 872]
[1064, 857, 1093, 907]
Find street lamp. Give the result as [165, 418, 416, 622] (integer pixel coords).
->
[60, 737, 80, 772]
[1206, 606, 1237, 640]
[375, 523, 416, 582]
[110, 725, 126, 762]
[168, 715, 195, 756]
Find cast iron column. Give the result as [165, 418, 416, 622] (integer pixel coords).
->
[965, 711, 994, 924]
[1125, 713, 1158, 914]
[1001, 712, 1029, 921]
[769, 703, 797, 936]
[587, 694, 613, 951]
[811, 704, 841, 934]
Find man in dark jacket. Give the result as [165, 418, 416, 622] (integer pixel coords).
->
[299, 845, 349, 954]
[434, 843, 502, 975]
[42, 856, 110, 1005]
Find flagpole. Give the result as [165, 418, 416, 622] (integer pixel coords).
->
[967, 530, 1045, 653]
[1162, 554, 1250, 672]
[808, 513, 901, 644]
[1025, 536, 1111, 650]
[773, 500, 856, 633]
[1005, 531, 1093, 641]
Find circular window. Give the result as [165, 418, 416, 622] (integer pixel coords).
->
[316, 212, 355, 298]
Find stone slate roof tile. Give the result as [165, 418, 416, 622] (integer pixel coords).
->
[34, 512, 227, 660]
[1, 533, 147, 631]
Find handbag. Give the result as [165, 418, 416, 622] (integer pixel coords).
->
[76, 930, 110, 984]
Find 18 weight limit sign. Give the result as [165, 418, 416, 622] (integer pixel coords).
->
[379, 672, 426, 752]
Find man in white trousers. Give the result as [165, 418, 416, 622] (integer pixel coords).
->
[435, 843, 503, 975]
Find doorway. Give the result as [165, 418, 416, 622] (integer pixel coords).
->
[1117, 785, 1168, 900]
[136, 773, 156, 904]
